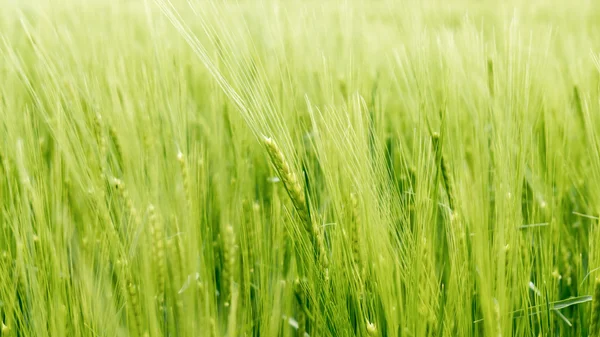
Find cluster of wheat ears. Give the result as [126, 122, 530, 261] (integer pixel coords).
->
[2, 0, 600, 336]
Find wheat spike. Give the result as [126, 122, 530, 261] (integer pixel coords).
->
[263, 136, 329, 280]
[177, 151, 193, 213]
[350, 193, 362, 274]
[432, 133, 455, 211]
[262, 136, 310, 227]
[487, 58, 495, 97]
[93, 113, 107, 169]
[112, 178, 142, 230]
[108, 124, 124, 168]
[222, 224, 236, 307]
[121, 260, 144, 337]
[148, 204, 166, 306]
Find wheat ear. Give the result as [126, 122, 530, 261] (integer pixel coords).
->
[148, 204, 165, 306]
[432, 133, 454, 211]
[262, 136, 329, 280]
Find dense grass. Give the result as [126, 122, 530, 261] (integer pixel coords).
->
[2, 0, 600, 336]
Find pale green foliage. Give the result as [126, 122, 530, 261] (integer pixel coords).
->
[1, 0, 600, 336]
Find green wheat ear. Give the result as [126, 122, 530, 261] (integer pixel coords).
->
[432, 132, 454, 212]
[262, 136, 329, 281]
[222, 224, 237, 308]
[262, 136, 310, 228]
[148, 204, 166, 306]
[2, 1, 599, 336]
[487, 58, 495, 97]
[350, 192, 364, 280]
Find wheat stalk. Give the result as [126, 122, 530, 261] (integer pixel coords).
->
[294, 279, 308, 337]
[590, 278, 600, 337]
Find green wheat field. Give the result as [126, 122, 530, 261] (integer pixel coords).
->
[1, 0, 600, 336]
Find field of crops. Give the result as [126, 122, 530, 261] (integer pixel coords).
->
[1, 0, 600, 336]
